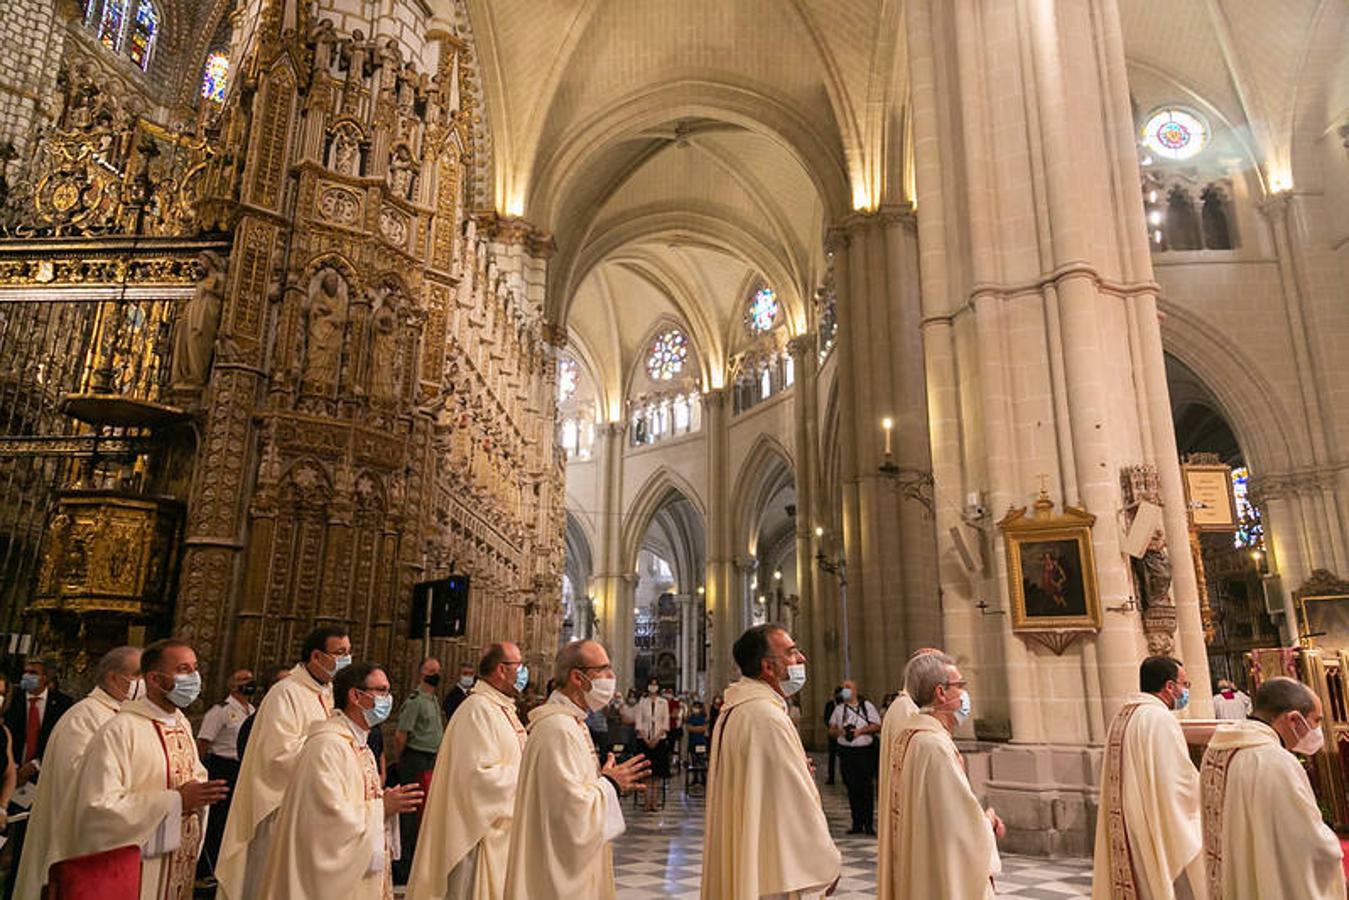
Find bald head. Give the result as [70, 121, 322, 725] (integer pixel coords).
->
[96, 646, 142, 702]
[479, 642, 525, 695]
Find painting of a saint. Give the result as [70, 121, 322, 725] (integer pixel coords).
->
[1019, 539, 1088, 619]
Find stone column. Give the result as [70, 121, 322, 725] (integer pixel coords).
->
[828, 206, 941, 697]
[733, 555, 759, 633]
[591, 421, 631, 677]
[703, 389, 734, 692]
[676, 594, 696, 693]
[906, 0, 1210, 855]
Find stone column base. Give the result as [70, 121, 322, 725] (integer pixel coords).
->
[962, 742, 1102, 858]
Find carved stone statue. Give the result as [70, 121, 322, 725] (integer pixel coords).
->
[303, 268, 349, 388]
[329, 128, 360, 176]
[388, 146, 417, 200]
[171, 250, 228, 389]
[1140, 529, 1173, 608]
[369, 293, 399, 403]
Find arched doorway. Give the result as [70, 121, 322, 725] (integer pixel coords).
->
[1166, 354, 1279, 686]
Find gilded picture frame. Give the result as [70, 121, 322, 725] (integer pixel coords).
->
[1182, 464, 1237, 532]
[998, 493, 1102, 633]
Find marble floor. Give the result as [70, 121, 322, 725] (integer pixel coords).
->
[611, 762, 1094, 898]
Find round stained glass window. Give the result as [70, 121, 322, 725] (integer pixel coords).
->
[557, 357, 579, 402]
[745, 286, 780, 334]
[1141, 108, 1208, 161]
[646, 330, 689, 381]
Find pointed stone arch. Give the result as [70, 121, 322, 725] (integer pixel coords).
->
[731, 433, 796, 558]
[620, 466, 707, 577]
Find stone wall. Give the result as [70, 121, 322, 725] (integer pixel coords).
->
[0, 0, 64, 161]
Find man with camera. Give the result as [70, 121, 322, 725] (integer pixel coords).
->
[827, 678, 881, 835]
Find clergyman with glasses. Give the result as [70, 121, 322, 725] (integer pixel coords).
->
[878, 649, 1003, 899]
[503, 640, 649, 899]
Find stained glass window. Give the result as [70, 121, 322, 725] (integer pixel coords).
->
[1231, 466, 1264, 550]
[745, 286, 779, 334]
[557, 356, 579, 402]
[85, 0, 99, 25]
[98, 0, 128, 51]
[200, 52, 231, 103]
[1141, 108, 1208, 161]
[127, 0, 159, 70]
[645, 330, 688, 381]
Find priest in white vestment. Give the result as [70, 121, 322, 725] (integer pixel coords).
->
[701, 624, 841, 899]
[71, 639, 228, 900]
[880, 650, 1002, 899]
[257, 661, 424, 900]
[407, 642, 529, 900]
[1092, 656, 1207, 900]
[13, 646, 142, 900]
[1201, 676, 1345, 900]
[215, 625, 349, 899]
[503, 640, 650, 900]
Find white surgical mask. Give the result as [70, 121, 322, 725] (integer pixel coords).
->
[839, 687, 853, 702]
[125, 677, 145, 702]
[779, 663, 807, 697]
[1291, 714, 1325, 756]
[459, 675, 475, 690]
[584, 676, 617, 711]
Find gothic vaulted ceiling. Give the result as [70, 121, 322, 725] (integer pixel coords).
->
[457, 0, 1346, 419]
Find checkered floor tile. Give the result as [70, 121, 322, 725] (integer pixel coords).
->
[611, 754, 1093, 898]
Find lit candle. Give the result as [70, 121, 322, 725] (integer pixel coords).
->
[881, 417, 894, 456]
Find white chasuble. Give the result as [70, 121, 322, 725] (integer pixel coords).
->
[215, 662, 332, 900]
[14, 686, 122, 900]
[406, 681, 526, 900]
[875, 690, 919, 900]
[881, 713, 999, 899]
[1200, 720, 1344, 900]
[257, 714, 392, 900]
[71, 698, 208, 900]
[503, 692, 624, 900]
[701, 678, 841, 899]
[1091, 694, 1207, 900]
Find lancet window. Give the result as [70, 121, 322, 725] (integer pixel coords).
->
[201, 51, 231, 103]
[745, 286, 780, 335]
[85, 0, 160, 71]
[629, 392, 702, 447]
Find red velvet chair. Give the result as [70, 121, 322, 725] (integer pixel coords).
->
[45, 845, 141, 900]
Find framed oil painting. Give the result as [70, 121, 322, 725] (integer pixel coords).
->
[999, 492, 1102, 633]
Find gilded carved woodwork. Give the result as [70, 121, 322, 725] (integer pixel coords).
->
[0, 0, 566, 693]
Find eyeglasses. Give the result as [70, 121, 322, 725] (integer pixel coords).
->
[359, 685, 391, 696]
[501, 659, 524, 666]
[944, 680, 969, 690]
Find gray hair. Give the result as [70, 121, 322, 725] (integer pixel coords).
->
[1253, 677, 1316, 719]
[553, 639, 599, 685]
[904, 650, 956, 707]
[95, 646, 141, 686]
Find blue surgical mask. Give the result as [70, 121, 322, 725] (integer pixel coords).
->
[1175, 687, 1190, 711]
[363, 693, 393, 728]
[332, 654, 352, 675]
[954, 690, 972, 725]
[20, 674, 39, 694]
[514, 664, 529, 693]
[839, 687, 853, 702]
[166, 672, 202, 709]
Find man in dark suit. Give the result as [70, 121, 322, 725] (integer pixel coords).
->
[4, 657, 75, 900]
[440, 662, 475, 722]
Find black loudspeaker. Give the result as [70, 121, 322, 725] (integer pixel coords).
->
[409, 576, 470, 639]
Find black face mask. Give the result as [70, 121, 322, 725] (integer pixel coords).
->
[239, 682, 258, 697]
[424, 673, 443, 687]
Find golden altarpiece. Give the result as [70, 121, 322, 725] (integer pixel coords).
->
[0, 0, 567, 691]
